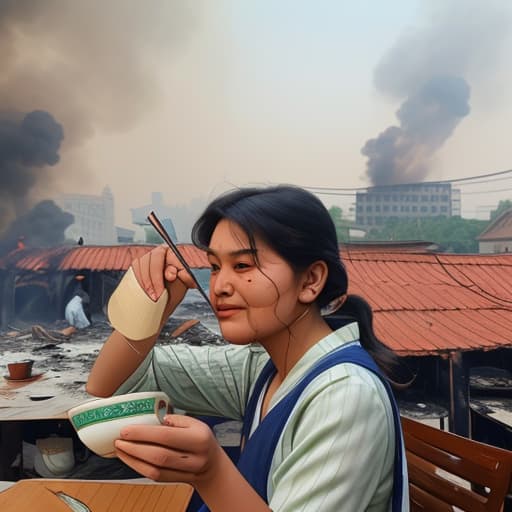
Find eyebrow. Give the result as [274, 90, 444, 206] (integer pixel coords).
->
[206, 248, 257, 258]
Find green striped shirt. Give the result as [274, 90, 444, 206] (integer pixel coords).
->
[116, 322, 396, 511]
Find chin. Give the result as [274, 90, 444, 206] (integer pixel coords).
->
[219, 326, 256, 345]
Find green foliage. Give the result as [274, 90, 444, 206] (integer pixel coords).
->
[144, 226, 161, 244]
[364, 216, 488, 253]
[328, 206, 350, 242]
[490, 199, 512, 221]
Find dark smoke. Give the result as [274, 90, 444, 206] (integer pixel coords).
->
[361, 1, 511, 186]
[0, 110, 64, 230]
[0, 0, 198, 234]
[0, 200, 74, 255]
[362, 75, 470, 186]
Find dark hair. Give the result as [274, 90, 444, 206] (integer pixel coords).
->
[192, 185, 399, 378]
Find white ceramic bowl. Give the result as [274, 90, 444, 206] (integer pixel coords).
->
[34, 437, 75, 477]
[68, 391, 170, 458]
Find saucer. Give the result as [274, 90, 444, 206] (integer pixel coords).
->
[3, 372, 44, 383]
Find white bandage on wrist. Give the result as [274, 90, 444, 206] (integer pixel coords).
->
[107, 266, 168, 341]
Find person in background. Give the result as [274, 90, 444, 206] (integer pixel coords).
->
[63, 275, 91, 333]
[87, 185, 409, 512]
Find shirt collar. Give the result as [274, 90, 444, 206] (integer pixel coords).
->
[271, 321, 360, 405]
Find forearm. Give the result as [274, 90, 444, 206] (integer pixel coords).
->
[196, 449, 271, 512]
[86, 329, 157, 397]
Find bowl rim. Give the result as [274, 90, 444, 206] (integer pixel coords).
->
[68, 391, 169, 419]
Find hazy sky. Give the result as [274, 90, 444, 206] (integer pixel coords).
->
[3, 0, 512, 229]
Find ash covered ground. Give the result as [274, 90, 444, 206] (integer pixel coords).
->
[2, 291, 224, 397]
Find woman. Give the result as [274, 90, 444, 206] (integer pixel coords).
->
[87, 185, 409, 512]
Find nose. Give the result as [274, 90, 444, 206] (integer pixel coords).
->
[212, 269, 234, 297]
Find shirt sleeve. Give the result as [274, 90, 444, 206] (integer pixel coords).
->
[268, 368, 395, 512]
[115, 343, 269, 420]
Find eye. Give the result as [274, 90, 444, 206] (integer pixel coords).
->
[210, 262, 220, 273]
[234, 262, 251, 270]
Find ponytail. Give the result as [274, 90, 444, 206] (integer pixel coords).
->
[325, 294, 400, 380]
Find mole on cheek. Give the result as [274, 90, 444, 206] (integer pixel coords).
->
[247, 279, 252, 283]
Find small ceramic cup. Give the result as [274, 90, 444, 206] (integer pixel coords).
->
[68, 391, 171, 458]
[7, 360, 34, 380]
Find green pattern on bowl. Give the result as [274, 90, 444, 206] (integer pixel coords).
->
[71, 397, 156, 430]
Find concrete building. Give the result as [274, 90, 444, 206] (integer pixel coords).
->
[56, 186, 116, 245]
[355, 183, 459, 228]
[131, 192, 178, 242]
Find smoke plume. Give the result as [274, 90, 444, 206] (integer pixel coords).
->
[362, 1, 511, 186]
[0, 200, 74, 255]
[0, 110, 64, 228]
[0, 0, 197, 234]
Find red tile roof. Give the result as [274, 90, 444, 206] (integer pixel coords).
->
[344, 251, 512, 355]
[1, 245, 511, 356]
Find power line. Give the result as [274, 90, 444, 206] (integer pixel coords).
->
[304, 168, 512, 193]
[459, 187, 512, 195]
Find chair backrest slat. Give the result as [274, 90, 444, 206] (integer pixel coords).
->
[402, 416, 512, 512]
[410, 483, 456, 512]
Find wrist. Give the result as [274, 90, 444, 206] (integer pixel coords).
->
[108, 266, 168, 340]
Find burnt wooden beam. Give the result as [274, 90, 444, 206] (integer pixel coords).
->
[0, 271, 16, 328]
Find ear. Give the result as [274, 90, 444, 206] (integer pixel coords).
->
[298, 260, 329, 304]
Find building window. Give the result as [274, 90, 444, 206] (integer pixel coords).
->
[412, 206, 418, 212]
[431, 206, 437, 213]
[440, 206, 448, 213]
[420, 206, 428, 213]
[366, 206, 373, 212]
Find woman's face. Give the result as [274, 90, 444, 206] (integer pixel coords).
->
[207, 219, 306, 345]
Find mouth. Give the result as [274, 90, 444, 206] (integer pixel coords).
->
[215, 305, 244, 319]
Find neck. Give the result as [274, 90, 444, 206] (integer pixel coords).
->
[261, 307, 332, 379]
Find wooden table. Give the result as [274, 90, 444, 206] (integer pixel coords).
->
[0, 479, 193, 511]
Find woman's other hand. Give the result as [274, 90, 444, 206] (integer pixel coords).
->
[114, 415, 224, 485]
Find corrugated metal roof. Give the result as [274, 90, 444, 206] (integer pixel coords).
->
[1, 245, 511, 356]
[345, 251, 512, 355]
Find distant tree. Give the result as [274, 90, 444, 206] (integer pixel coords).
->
[364, 216, 488, 253]
[490, 199, 512, 221]
[144, 227, 161, 244]
[328, 206, 350, 242]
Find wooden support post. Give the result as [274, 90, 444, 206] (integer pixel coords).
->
[0, 272, 16, 328]
[448, 350, 470, 437]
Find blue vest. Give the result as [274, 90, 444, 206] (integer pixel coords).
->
[199, 342, 406, 511]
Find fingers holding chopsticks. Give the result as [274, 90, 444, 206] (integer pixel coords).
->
[132, 245, 197, 302]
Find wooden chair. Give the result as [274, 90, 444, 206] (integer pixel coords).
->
[402, 416, 512, 512]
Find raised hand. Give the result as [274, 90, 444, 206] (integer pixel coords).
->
[131, 245, 197, 302]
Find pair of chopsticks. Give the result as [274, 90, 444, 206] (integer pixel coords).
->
[147, 211, 214, 313]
